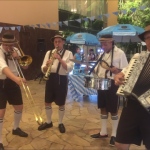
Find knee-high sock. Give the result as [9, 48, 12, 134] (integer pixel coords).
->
[58, 107, 65, 124]
[111, 115, 119, 137]
[100, 114, 108, 135]
[13, 110, 22, 130]
[0, 118, 3, 143]
[45, 106, 52, 124]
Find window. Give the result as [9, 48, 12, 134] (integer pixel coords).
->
[59, 0, 105, 17]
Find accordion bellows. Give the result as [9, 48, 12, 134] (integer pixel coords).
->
[117, 51, 150, 113]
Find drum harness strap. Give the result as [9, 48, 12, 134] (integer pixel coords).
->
[103, 45, 115, 78]
[109, 45, 114, 77]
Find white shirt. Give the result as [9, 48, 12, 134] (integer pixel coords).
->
[41, 49, 74, 75]
[94, 46, 128, 79]
[0, 45, 20, 79]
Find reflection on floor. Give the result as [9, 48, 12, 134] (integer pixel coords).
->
[2, 80, 145, 150]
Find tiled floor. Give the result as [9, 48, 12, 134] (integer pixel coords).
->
[2, 80, 145, 150]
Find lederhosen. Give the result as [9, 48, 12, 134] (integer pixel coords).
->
[116, 96, 150, 148]
[97, 47, 119, 113]
[0, 52, 23, 109]
[45, 49, 68, 106]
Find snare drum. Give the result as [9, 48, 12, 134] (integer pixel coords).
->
[94, 78, 111, 90]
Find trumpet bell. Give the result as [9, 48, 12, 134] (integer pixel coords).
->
[18, 55, 32, 66]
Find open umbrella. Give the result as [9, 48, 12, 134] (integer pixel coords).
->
[66, 32, 100, 46]
[97, 24, 144, 43]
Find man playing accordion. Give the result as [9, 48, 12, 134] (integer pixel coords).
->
[114, 25, 150, 150]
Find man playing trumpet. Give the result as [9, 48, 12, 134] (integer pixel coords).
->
[0, 32, 28, 150]
[38, 34, 74, 133]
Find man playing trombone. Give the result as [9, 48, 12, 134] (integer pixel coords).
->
[0, 32, 28, 150]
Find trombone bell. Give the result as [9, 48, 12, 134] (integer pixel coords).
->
[18, 55, 32, 67]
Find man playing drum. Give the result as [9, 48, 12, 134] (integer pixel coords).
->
[90, 34, 128, 146]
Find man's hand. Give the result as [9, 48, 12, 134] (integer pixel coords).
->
[14, 76, 27, 86]
[46, 60, 51, 67]
[110, 67, 121, 74]
[114, 72, 125, 85]
[11, 51, 20, 59]
[54, 53, 61, 61]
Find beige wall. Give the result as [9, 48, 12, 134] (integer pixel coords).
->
[107, 0, 118, 27]
[0, 0, 58, 30]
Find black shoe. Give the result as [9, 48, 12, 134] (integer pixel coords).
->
[0, 143, 4, 150]
[91, 133, 108, 138]
[12, 128, 28, 137]
[58, 123, 65, 133]
[109, 136, 116, 146]
[38, 122, 53, 131]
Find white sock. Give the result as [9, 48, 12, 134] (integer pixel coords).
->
[45, 106, 52, 124]
[13, 110, 22, 130]
[111, 115, 119, 137]
[58, 107, 65, 124]
[100, 114, 108, 135]
[0, 118, 3, 143]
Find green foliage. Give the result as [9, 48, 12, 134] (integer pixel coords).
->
[117, 0, 150, 58]
[118, 0, 150, 27]
[61, 30, 74, 38]
[92, 20, 103, 30]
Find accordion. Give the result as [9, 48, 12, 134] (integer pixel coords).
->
[117, 51, 150, 113]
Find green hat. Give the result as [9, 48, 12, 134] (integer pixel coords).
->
[51, 34, 65, 43]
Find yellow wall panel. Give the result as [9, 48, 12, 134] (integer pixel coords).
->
[0, 0, 58, 30]
[107, 0, 118, 26]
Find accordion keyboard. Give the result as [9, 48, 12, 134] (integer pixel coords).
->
[117, 54, 139, 96]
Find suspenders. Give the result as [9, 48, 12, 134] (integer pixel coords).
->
[56, 49, 66, 74]
[4, 53, 8, 65]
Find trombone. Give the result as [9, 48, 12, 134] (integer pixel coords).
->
[16, 42, 32, 67]
[9, 43, 43, 125]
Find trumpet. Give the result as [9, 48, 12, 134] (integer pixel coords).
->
[43, 47, 58, 80]
[10, 46, 43, 125]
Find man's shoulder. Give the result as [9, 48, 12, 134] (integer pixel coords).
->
[114, 46, 125, 53]
[65, 49, 72, 53]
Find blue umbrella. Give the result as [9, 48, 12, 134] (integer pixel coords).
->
[97, 24, 144, 42]
[66, 32, 100, 45]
